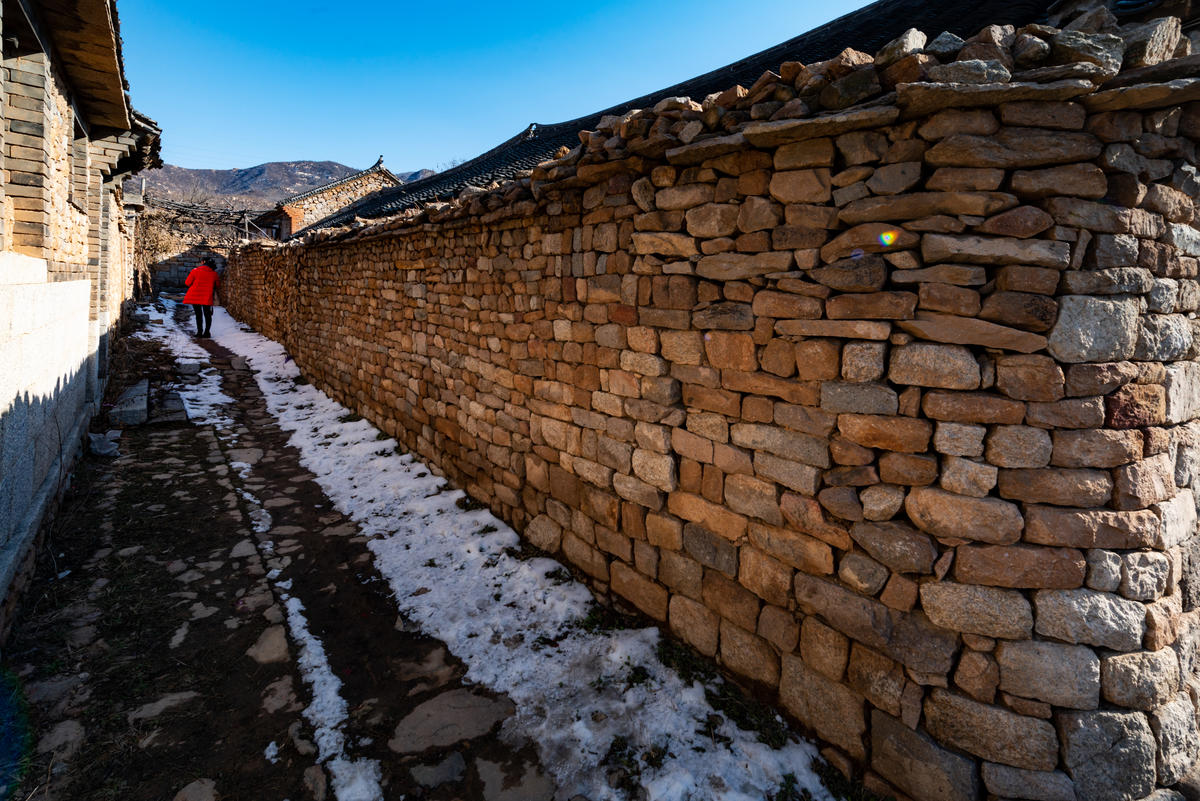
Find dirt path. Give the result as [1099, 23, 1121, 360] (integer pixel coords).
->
[6, 312, 558, 801]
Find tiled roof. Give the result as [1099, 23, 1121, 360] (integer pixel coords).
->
[274, 156, 400, 209]
[306, 0, 1059, 232]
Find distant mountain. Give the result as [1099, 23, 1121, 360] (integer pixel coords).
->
[140, 161, 433, 209]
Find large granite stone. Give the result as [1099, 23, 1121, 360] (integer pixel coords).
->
[1058, 710, 1157, 801]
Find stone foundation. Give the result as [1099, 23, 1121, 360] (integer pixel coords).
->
[227, 17, 1200, 800]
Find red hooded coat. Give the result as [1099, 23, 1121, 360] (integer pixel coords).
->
[183, 264, 220, 306]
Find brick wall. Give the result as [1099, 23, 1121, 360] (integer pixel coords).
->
[226, 25, 1200, 800]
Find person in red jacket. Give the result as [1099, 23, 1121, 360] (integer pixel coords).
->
[183, 257, 220, 337]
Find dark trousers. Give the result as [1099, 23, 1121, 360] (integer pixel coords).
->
[192, 304, 213, 336]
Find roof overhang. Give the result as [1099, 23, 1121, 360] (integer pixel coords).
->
[26, 0, 130, 129]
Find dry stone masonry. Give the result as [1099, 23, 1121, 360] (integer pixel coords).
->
[227, 9, 1200, 800]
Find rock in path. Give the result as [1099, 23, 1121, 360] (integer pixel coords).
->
[173, 778, 217, 801]
[387, 689, 515, 753]
[245, 625, 289, 664]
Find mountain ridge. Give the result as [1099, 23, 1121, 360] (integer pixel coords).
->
[140, 160, 434, 208]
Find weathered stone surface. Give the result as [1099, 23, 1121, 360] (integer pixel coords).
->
[898, 313, 1048, 353]
[524, 515, 562, 552]
[665, 133, 748, 165]
[749, 521, 835, 574]
[899, 80, 1094, 118]
[924, 688, 1059, 770]
[986, 425, 1052, 469]
[1034, 589, 1146, 651]
[820, 223, 920, 262]
[981, 764, 1076, 801]
[779, 653, 866, 759]
[850, 521, 936, 574]
[1051, 429, 1141, 468]
[956, 544, 1085, 589]
[923, 391, 1026, 424]
[1123, 17, 1181, 69]
[1048, 296, 1139, 363]
[933, 422, 986, 457]
[906, 487, 1023, 544]
[888, 342, 980, 390]
[920, 581, 1033, 639]
[995, 640, 1099, 709]
[840, 552, 889, 595]
[820, 382, 897, 415]
[871, 709, 981, 801]
[1135, 314, 1193, 361]
[922, 233, 1069, 268]
[940, 456, 997, 497]
[1120, 551, 1169, 602]
[839, 191, 1017, 224]
[1053, 29, 1123, 74]
[1156, 490, 1197, 550]
[776, 319, 891, 339]
[630, 231, 697, 257]
[1024, 506, 1159, 549]
[720, 619, 780, 687]
[1085, 78, 1200, 112]
[1101, 649, 1180, 710]
[976, 205, 1055, 238]
[1150, 693, 1199, 786]
[1058, 710, 1157, 801]
[696, 251, 792, 280]
[794, 573, 891, 649]
[925, 126, 1102, 168]
[1112, 452, 1175, 511]
[954, 648, 999, 703]
[743, 106, 901, 147]
[1012, 163, 1108, 198]
[809, 253, 887, 291]
[1165, 361, 1200, 425]
[997, 467, 1112, 507]
[838, 414, 931, 453]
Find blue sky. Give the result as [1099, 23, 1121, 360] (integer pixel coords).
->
[120, 1, 873, 172]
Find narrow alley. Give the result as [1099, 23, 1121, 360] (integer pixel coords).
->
[4, 301, 837, 801]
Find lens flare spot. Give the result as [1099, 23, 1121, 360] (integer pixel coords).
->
[878, 230, 899, 247]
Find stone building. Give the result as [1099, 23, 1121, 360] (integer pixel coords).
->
[0, 0, 159, 634]
[253, 156, 400, 240]
[225, 0, 1200, 798]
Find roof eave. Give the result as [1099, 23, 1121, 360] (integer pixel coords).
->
[36, 0, 130, 129]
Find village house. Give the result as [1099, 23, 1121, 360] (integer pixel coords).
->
[253, 156, 401, 240]
[0, 0, 159, 633]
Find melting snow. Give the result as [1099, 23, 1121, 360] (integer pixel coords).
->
[149, 303, 833, 801]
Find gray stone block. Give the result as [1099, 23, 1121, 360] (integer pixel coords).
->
[870, 709, 980, 801]
[109, 379, 149, 426]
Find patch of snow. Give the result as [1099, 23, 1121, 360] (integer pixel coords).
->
[133, 300, 236, 433]
[264, 740, 280, 764]
[278, 589, 383, 801]
[199, 306, 833, 801]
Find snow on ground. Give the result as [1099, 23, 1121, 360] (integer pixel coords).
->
[277, 588, 385, 801]
[151, 303, 832, 801]
[133, 301, 236, 433]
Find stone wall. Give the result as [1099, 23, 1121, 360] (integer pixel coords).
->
[0, 253, 90, 618]
[227, 18, 1200, 801]
[44, 60, 89, 267]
